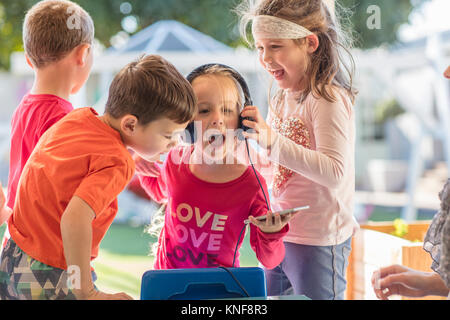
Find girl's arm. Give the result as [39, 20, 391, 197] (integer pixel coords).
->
[249, 219, 288, 269]
[135, 149, 177, 204]
[137, 164, 168, 204]
[247, 178, 289, 269]
[242, 96, 353, 189]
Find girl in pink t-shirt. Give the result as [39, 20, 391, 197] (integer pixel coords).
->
[139, 64, 296, 270]
[236, 0, 359, 299]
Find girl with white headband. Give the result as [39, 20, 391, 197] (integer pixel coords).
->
[236, 0, 358, 300]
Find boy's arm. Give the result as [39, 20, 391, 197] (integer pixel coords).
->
[60, 196, 132, 300]
[0, 183, 12, 226]
[0, 206, 12, 226]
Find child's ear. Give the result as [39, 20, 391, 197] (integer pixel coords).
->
[24, 54, 34, 70]
[120, 115, 139, 135]
[75, 43, 91, 67]
[306, 34, 319, 53]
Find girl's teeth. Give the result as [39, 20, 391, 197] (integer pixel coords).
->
[273, 70, 284, 77]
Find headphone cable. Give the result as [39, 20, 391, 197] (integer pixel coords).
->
[231, 137, 270, 268]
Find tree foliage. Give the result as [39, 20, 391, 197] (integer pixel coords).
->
[338, 0, 430, 49]
[0, 0, 431, 70]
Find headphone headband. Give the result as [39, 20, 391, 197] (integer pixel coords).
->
[186, 63, 253, 106]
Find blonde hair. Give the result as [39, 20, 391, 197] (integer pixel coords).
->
[23, 0, 94, 69]
[145, 203, 167, 257]
[188, 64, 246, 112]
[236, 0, 358, 104]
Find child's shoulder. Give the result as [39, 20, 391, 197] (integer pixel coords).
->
[15, 93, 72, 116]
[305, 85, 354, 115]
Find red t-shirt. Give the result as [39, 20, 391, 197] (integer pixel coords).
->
[7, 93, 73, 210]
[8, 108, 135, 269]
[139, 147, 288, 270]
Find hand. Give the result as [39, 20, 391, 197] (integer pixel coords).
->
[133, 154, 162, 177]
[0, 182, 5, 210]
[74, 287, 133, 300]
[0, 182, 12, 226]
[240, 106, 276, 150]
[371, 264, 449, 299]
[248, 210, 296, 234]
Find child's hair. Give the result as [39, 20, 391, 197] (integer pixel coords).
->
[236, 0, 358, 104]
[23, 0, 94, 69]
[105, 54, 197, 125]
[187, 64, 245, 112]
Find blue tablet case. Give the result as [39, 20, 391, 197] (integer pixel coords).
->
[140, 267, 266, 300]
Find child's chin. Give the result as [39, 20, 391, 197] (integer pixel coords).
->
[202, 147, 232, 163]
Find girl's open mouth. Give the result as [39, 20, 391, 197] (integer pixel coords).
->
[270, 69, 285, 80]
[207, 133, 225, 146]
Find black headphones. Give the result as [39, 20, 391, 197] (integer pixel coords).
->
[185, 63, 253, 143]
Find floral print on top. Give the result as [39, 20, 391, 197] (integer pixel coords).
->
[270, 115, 311, 193]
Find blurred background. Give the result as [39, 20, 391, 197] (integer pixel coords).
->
[0, 0, 449, 299]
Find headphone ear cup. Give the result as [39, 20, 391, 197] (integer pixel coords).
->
[238, 114, 255, 141]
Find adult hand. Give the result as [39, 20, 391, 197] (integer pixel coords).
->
[240, 106, 276, 150]
[371, 264, 449, 299]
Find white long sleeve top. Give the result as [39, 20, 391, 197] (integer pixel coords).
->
[262, 87, 359, 246]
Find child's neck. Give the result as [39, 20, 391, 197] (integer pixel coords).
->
[30, 65, 74, 101]
[189, 157, 247, 184]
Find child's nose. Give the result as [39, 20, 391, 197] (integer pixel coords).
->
[211, 110, 224, 126]
[262, 50, 273, 65]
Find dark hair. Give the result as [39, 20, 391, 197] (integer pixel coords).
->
[105, 54, 197, 125]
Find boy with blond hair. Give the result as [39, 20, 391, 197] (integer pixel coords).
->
[0, 54, 197, 300]
[0, 0, 94, 243]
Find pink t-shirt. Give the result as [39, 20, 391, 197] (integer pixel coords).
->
[139, 147, 288, 270]
[7, 93, 73, 209]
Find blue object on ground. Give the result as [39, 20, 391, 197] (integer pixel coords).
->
[140, 267, 266, 300]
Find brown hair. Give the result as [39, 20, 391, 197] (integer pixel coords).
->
[105, 54, 197, 125]
[23, 0, 94, 69]
[236, 0, 357, 104]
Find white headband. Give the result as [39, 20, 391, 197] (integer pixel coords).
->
[251, 15, 313, 40]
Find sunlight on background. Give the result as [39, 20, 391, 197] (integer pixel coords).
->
[399, 0, 450, 41]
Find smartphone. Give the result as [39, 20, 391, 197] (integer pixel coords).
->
[244, 205, 310, 224]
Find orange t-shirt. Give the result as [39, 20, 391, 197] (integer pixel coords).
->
[8, 107, 135, 270]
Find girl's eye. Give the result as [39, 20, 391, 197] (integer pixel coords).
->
[271, 45, 281, 49]
[199, 109, 209, 114]
[164, 135, 172, 140]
